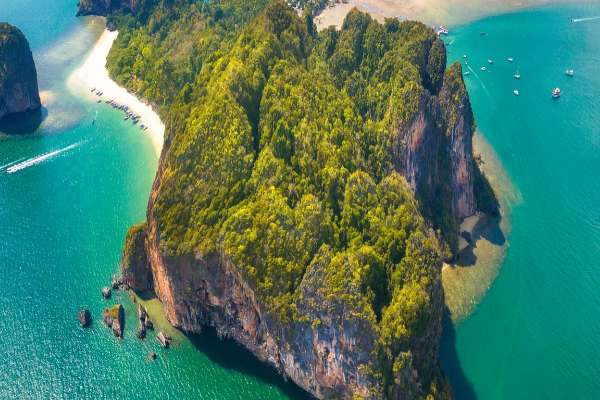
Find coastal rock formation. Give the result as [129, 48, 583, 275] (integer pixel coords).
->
[110, 1, 497, 398]
[0, 23, 41, 121]
[121, 223, 152, 292]
[102, 304, 125, 338]
[78, 309, 92, 327]
[389, 62, 479, 251]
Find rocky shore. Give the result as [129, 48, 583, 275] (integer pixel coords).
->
[102, 304, 125, 338]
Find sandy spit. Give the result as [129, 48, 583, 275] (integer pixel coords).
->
[68, 29, 165, 156]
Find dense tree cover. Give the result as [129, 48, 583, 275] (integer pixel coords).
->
[287, 0, 332, 16]
[106, 1, 487, 397]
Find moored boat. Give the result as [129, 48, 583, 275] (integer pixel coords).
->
[437, 25, 449, 35]
[552, 87, 561, 98]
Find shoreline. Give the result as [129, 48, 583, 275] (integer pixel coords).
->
[67, 29, 165, 157]
[442, 131, 521, 321]
[314, 0, 577, 30]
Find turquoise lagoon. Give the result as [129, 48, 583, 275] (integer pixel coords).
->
[441, 3, 600, 399]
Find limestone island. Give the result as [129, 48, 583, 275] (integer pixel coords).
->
[83, 0, 499, 398]
[0, 23, 41, 123]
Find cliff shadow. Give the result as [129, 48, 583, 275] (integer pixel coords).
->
[455, 213, 505, 268]
[440, 307, 477, 400]
[0, 107, 46, 135]
[186, 327, 315, 399]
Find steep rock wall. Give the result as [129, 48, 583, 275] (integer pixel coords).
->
[389, 62, 477, 250]
[0, 23, 41, 121]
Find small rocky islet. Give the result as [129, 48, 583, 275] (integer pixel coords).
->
[0, 23, 41, 123]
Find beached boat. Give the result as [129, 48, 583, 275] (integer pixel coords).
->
[552, 88, 561, 98]
[437, 25, 449, 35]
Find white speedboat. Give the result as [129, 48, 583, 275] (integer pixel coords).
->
[513, 90, 520, 96]
[552, 88, 561, 98]
[488, 59, 494, 64]
[481, 66, 487, 71]
[565, 69, 574, 77]
[507, 57, 514, 62]
[437, 25, 449, 35]
[514, 71, 521, 79]
[465, 71, 471, 76]
[463, 54, 468, 59]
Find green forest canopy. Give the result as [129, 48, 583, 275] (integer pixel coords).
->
[108, 1, 488, 397]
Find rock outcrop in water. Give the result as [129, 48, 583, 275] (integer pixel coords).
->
[121, 223, 152, 292]
[78, 309, 92, 327]
[0, 23, 41, 122]
[102, 304, 125, 338]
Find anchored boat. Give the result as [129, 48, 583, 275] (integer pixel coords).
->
[552, 88, 561, 98]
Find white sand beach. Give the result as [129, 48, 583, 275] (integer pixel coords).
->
[315, 0, 576, 30]
[68, 29, 165, 156]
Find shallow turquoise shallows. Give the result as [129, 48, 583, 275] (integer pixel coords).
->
[440, 3, 600, 399]
[0, 1, 305, 399]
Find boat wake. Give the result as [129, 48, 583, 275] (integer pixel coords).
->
[1, 143, 81, 174]
[572, 16, 600, 23]
[465, 63, 492, 99]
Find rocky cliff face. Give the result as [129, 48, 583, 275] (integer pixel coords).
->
[121, 223, 152, 292]
[126, 209, 442, 399]
[390, 62, 477, 251]
[0, 23, 41, 122]
[121, 152, 446, 399]
[76, 0, 148, 17]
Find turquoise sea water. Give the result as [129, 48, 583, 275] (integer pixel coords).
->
[0, 2, 305, 399]
[3, 1, 600, 399]
[441, 3, 600, 399]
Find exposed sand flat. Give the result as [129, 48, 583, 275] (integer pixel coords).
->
[68, 29, 165, 156]
[315, 0, 576, 29]
[442, 132, 521, 321]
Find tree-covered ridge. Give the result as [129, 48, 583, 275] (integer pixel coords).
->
[108, 1, 489, 397]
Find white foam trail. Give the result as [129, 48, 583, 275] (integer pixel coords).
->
[0, 157, 27, 172]
[572, 16, 600, 23]
[5, 143, 80, 174]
